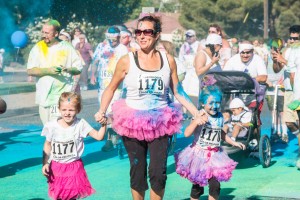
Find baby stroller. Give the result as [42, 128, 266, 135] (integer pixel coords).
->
[203, 71, 271, 168]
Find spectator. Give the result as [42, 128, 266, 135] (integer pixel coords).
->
[71, 27, 86, 47]
[194, 33, 222, 95]
[27, 19, 82, 124]
[120, 29, 139, 52]
[75, 34, 93, 91]
[272, 25, 300, 149]
[224, 41, 267, 126]
[59, 29, 72, 43]
[179, 29, 201, 114]
[208, 24, 232, 68]
[284, 25, 300, 169]
[91, 26, 128, 155]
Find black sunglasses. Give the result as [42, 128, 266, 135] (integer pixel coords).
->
[134, 29, 156, 36]
[289, 36, 299, 41]
[240, 50, 253, 55]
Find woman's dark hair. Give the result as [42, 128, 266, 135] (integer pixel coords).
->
[137, 15, 162, 34]
[206, 44, 216, 55]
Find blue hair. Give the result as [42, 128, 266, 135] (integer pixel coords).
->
[199, 85, 222, 105]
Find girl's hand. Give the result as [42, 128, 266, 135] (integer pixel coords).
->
[42, 164, 50, 176]
[194, 110, 208, 125]
[95, 111, 107, 125]
[233, 141, 246, 150]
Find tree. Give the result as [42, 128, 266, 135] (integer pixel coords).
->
[179, 0, 300, 40]
[270, 0, 300, 39]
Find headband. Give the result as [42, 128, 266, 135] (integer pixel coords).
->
[105, 32, 120, 38]
[60, 30, 71, 41]
[239, 43, 253, 53]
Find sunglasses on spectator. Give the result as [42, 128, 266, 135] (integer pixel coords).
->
[240, 50, 253, 55]
[186, 35, 194, 38]
[289, 36, 299, 41]
[134, 29, 156, 36]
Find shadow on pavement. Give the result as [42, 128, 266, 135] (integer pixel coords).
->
[0, 129, 35, 151]
[0, 157, 41, 178]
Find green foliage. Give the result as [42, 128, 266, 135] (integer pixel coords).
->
[179, 0, 300, 40]
[271, 0, 300, 39]
[50, 0, 141, 26]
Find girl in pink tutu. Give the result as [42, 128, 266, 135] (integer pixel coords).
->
[94, 15, 207, 200]
[175, 85, 245, 200]
[41, 92, 107, 200]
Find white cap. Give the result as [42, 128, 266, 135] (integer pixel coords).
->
[185, 29, 196, 36]
[206, 33, 222, 45]
[229, 98, 245, 109]
[239, 43, 254, 53]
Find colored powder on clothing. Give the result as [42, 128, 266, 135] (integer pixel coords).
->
[176, 83, 192, 103]
[37, 41, 48, 56]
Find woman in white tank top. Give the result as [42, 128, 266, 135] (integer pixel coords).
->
[194, 33, 223, 94]
[94, 15, 207, 199]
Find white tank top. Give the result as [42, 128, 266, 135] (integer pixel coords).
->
[123, 51, 171, 110]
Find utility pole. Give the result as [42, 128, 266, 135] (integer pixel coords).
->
[264, 0, 269, 39]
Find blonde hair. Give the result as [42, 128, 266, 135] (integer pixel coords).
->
[58, 92, 82, 113]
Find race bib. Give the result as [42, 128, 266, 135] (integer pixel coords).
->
[197, 125, 221, 148]
[138, 74, 164, 95]
[51, 138, 77, 161]
[50, 105, 60, 119]
[99, 68, 113, 79]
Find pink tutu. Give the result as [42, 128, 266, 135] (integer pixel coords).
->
[175, 144, 237, 186]
[111, 99, 183, 141]
[48, 159, 95, 200]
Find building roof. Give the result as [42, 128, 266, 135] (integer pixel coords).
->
[125, 12, 185, 34]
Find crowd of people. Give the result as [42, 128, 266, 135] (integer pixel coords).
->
[21, 16, 300, 200]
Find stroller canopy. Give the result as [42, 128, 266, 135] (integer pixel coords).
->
[204, 71, 256, 93]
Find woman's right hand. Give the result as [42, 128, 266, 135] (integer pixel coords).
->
[211, 52, 220, 64]
[194, 110, 208, 125]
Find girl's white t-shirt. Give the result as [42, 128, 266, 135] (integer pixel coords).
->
[41, 117, 93, 163]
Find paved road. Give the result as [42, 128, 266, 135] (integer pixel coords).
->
[1, 93, 300, 200]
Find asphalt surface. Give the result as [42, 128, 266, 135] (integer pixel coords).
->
[0, 68, 300, 199]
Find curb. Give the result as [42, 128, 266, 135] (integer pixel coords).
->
[0, 83, 36, 95]
[1, 96, 98, 119]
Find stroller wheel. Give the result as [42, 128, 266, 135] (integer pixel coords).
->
[259, 134, 271, 168]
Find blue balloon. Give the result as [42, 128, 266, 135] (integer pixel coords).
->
[11, 31, 28, 48]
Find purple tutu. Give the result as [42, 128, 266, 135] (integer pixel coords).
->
[48, 159, 95, 200]
[111, 99, 183, 141]
[175, 144, 237, 186]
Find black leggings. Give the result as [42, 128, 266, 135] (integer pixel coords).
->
[122, 135, 169, 193]
[190, 177, 220, 199]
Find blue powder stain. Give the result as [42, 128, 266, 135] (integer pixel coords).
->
[176, 83, 192, 103]
[134, 158, 139, 165]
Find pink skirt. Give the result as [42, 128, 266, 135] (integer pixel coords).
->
[111, 99, 183, 141]
[48, 159, 95, 200]
[175, 144, 237, 186]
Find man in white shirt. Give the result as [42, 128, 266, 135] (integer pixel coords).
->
[224, 41, 267, 125]
[27, 19, 82, 124]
